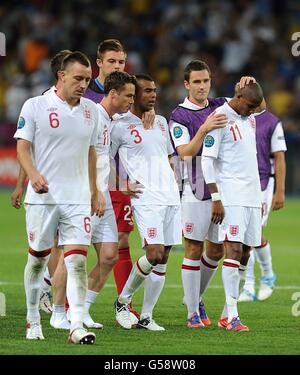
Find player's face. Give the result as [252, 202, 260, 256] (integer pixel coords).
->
[135, 79, 157, 111]
[61, 62, 92, 103]
[238, 97, 262, 116]
[184, 70, 211, 105]
[97, 51, 126, 77]
[113, 83, 136, 113]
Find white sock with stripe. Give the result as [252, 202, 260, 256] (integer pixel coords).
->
[222, 259, 240, 322]
[141, 263, 167, 319]
[64, 251, 87, 330]
[182, 258, 200, 319]
[199, 252, 219, 299]
[119, 255, 153, 304]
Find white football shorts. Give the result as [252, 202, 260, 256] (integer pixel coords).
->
[91, 207, 118, 244]
[181, 182, 220, 243]
[133, 204, 182, 247]
[218, 206, 262, 247]
[25, 204, 91, 251]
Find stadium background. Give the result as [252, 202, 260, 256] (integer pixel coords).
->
[0, 0, 299, 356]
[0, 0, 300, 193]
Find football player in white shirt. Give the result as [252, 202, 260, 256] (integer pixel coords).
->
[83, 71, 136, 328]
[111, 74, 182, 331]
[11, 50, 72, 317]
[202, 82, 264, 331]
[14, 51, 103, 344]
[239, 99, 287, 302]
[169, 60, 256, 328]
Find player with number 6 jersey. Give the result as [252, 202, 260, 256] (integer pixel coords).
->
[14, 52, 101, 344]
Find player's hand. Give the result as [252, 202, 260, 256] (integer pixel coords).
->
[125, 180, 144, 198]
[30, 173, 49, 194]
[238, 76, 256, 88]
[271, 191, 285, 211]
[203, 113, 227, 133]
[11, 187, 24, 208]
[142, 109, 155, 129]
[91, 190, 106, 217]
[211, 200, 225, 224]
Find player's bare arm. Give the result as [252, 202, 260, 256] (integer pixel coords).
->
[11, 166, 27, 208]
[272, 151, 286, 210]
[89, 145, 105, 217]
[176, 113, 227, 159]
[16, 139, 49, 194]
[202, 154, 225, 224]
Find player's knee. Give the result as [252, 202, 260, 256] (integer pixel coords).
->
[102, 253, 118, 268]
[185, 239, 202, 260]
[206, 243, 224, 260]
[118, 232, 130, 249]
[65, 254, 86, 272]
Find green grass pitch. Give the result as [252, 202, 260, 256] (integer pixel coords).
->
[0, 190, 299, 355]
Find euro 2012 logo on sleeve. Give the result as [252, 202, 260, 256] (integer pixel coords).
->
[204, 135, 214, 147]
[173, 126, 183, 139]
[17, 116, 25, 129]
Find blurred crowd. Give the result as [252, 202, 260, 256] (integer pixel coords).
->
[0, 0, 299, 189]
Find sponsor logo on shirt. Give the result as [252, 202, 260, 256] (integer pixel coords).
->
[127, 124, 137, 130]
[173, 126, 183, 139]
[185, 222, 194, 234]
[229, 225, 239, 236]
[47, 107, 58, 112]
[17, 116, 25, 129]
[204, 135, 214, 147]
[147, 227, 157, 238]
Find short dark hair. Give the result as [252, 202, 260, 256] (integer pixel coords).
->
[97, 39, 126, 59]
[135, 73, 154, 82]
[50, 50, 72, 80]
[104, 71, 136, 95]
[61, 51, 91, 71]
[184, 60, 211, 81]
[239, 82, 264, 105]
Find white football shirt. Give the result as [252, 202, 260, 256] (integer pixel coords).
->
[110, 112, 180, 206]
[14, 91, 99, 204]
[202, 102, 261, 207]
[95, 104, 112, 194]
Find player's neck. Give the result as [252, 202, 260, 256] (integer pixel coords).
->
[228, 99, 241, 115]
[100, 98, 115, 119]
[131, 106, 143, 119]
[55, 89, 80, 108]
[188, 96, 208, 108]
[97, 72, 105, 85]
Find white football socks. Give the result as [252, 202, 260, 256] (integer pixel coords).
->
[141, 263, 167, 319]
[182, 258, 200, 319]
